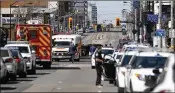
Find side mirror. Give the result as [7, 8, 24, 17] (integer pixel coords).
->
[173, 64, 175, 70]
[153, 69, 160, 75]
[31, 50, 36, 54]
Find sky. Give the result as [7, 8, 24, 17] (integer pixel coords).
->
[90, 1, 131, 25]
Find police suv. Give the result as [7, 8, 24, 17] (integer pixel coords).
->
[5, 41, 36, 74]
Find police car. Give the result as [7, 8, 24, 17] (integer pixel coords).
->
[151, 53, 175, 92]
[5, 41, 36, 74]
[124, 50, 173, 92]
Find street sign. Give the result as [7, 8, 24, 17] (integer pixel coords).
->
[155, 29, 166, 37]
[169, 29, 175, 38]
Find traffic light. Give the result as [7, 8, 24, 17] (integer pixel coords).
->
[116, 18, 120, 26]
[69, 17, 73, 30]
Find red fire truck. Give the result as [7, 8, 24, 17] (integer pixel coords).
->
[16, 24, 52, 69]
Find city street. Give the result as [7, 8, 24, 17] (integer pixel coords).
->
[0, 56, 117, 92]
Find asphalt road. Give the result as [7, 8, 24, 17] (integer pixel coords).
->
[0, 56, 117, 92]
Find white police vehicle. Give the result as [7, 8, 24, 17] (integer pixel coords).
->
[5, 41, 36, 74]
[124, 51, 173, 92]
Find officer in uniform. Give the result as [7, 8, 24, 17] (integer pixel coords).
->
[94, 45, 103, 86]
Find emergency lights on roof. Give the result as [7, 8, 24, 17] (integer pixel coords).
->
[7, 41, 29, 44]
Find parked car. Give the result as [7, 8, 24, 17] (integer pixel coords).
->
[9, 48, 27, 78]
[0, 57, 8, 83]
[124, 51, 172, 92]
[150, 54, 175, 92]
[116, 51, 137, 92]
[0, 47, 17, 81]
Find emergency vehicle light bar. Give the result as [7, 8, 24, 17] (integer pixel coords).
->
[7, 41, 29, 44]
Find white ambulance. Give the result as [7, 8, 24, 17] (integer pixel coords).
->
[52, 35, 82, 62]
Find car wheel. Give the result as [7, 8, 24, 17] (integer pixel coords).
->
[114, 80, 117, 86]
[130, 82, 133, 93]
[10, 74, 17, 81]
[91, 66, 95, 69]
[19, 72, 27, 78]
[1, 73, 8, 84]
[118, 87, 124, 93]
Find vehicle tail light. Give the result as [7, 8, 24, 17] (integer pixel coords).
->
[15, 58, 21, 63]
[121, 71, 125, 76]
[159, 90, 171, 93]
[5, 58, 13, 63]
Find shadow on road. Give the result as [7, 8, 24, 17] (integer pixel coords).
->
[3, 81, 19, 84]
[0, 86, 16, 90]
[16, 79, 33, 81]
[36, 66, 81, 70]
[57, 67, 81, 70]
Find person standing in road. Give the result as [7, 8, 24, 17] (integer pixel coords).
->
[69, 41, 77, 63]
[89, 44, 96, 56]
[94, 45, 103, 86]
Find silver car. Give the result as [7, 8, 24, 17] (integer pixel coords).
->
[0, 58, 8, 83]
[9, 49, 27, 78]
[1, 47, 17, 81]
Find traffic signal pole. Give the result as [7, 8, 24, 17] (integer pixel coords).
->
[134, 8, 138, 42]
[139, 2, 142, 43]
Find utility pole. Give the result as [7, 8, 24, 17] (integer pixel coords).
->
[134, 8, 138, 42]
[170, 1, 174, 48]
[57, 1, 59, 32]
[158, 1, 162, 48]
[139, 2, 142, 43]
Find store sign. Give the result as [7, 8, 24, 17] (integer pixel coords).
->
[0, 17, 17, 24]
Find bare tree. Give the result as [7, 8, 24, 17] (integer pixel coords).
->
[12, 6, 38, 24]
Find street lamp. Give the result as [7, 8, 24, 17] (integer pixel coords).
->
[9, 2, 33, 40]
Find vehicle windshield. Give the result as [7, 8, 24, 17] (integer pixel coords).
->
[121, 55, 133, 66]
[102, 49, 114, 55]
[132, 56, 167, 69]
[6, 46, 29, 53]
[54, 41, 71, 47]
[0, 50, 9, 57]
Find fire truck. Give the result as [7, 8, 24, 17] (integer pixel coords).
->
[16, 24, 52, 69]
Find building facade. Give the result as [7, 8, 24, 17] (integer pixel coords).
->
[91, 4, 97, 25]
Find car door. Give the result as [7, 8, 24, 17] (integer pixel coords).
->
[125, 55, 136, 90]
[18, 51, 26, 72]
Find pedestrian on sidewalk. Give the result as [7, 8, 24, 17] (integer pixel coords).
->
[94, 45, 104, 86]
[69, 41, 77, 63]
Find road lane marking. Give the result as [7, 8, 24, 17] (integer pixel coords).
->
[58, 81, 62, 83]
[57, 87, 61, 90]
[11, 86, 16, 88]
[97, 90, 102, 92]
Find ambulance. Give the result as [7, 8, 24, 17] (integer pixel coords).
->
[52, 35, 82, 61]
[15, 24, 52, 69]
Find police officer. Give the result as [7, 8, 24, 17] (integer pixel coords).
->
[69, 41, 77, 63]
[94, 45, 103, 86]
